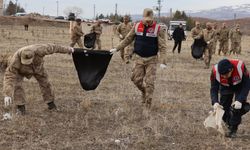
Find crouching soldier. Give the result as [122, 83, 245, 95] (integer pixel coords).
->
[210, 59, 250, 138]
[110, 8, 167, 108]
[2, 44, 74, 119]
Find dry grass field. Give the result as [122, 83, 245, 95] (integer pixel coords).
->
[0, 21, 250, 150]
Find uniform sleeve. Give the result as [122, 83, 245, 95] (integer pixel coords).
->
[196, 30, 204, 39]
[191, 28, 196, 39]
[90, 25, 95, 33]
[191, 29, 200, 39]
[208, 31, 215, 43]
[74, 26, 83, 36]
[36, 44, 72, 57]
[3, 57, 19, 97]
[116, 25, 136, 51]
[210, 70, 220, 105]
[229, 30, 233, 39]
[158, 28, 167, 64]
[235, 65, 250, 102]
[116, 24, 121, 36]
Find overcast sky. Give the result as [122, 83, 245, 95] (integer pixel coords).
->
[4, 0, 250, 18]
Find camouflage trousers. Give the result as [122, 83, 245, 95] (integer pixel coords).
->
[94, 37, 102, 50]
[218, 40, 229, 55]
[204, 44, 214, 68]
[12, 72, 55, 106]
[70, 38, 83, 48]
[131, 55, 157, 106]
[120, 42, 133, 63]
[212, 40, 217, 54]
[230, 42, 241, 55]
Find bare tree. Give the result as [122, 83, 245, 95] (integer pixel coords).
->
[64, 6, 83, 17]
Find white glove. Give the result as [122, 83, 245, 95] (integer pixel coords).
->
[119, 34, 124, 39]
[69, 47, 74, 53]
[207, 41, 210, 44]
[110, 48, 117, 54]
[233, 101, 242, 109]
[213, 102, 221, 110]
[160, 64, 167, 69]
[4, 96, 12, 107]
[2, 112, 12, 120]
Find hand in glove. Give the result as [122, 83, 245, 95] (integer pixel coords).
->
[207, 41, 210, 45]
[69, 47, 74, 53]
[233, 101, 242, 109]
[4, 96, 12, 107]
[110, 48, 117, 54]
[160, 64, 167, 69]
[213, 102, 222, 110]
[2, 112, 12, 120]
[119, 34, 124, 39]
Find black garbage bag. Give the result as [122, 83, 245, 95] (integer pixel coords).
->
[72, 49, 113, 90]
[191, 38, 207, 59]
[84, 33, 96, 48]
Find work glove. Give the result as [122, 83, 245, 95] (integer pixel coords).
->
[2, 112, 12, 120]
[207, 41, 210, 45]
[213, 102, 222, 110]
[160, 64, 167, 69]
[119, 34, 124, 39]
[69, 47, 74, 53]
[4, 96, 12, 107]
[110, 48, 117, 54]
[233, 101, 242, 109]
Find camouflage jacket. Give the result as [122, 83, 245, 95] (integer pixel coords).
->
[3, 44, 72, 97]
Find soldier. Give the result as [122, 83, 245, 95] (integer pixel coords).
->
[191, 21, 202, 40]
[197, 22, 215, 69]
[116, 15, 133, 64]
[210, 59, 250, 138]
[110, 8, 167, 108]
[212, 22, 220, 54]
[229, 24, 242, 55]
[2, 44, 74, 120]
[70, 19, 84, 48]
[91, 20, 103, 50]
[218, 23, 230, 55]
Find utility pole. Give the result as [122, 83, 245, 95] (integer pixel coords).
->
[153, 0, 162, 23]
[56, 0, 59, 16]
[157, 0, 161, 19]
[43, 7, 45, 16]
[115, 3, 118, 22]
[234, 13, 236, 26]
[15, 0, 18, 14]
[93, 4, 96, 20]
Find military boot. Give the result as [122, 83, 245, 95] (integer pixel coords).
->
[47, 101, 57, 110]
[16, 105, 26, 115]
[225, 126, 237, 138]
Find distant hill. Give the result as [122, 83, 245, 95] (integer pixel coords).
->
[131, 4, 250, 21]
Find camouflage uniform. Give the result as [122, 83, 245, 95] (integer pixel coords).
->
[212, 25, 220, 54]
[229, 26, 242, 55]
[116, 18, 167, 107]
[3, 44, 72, 107]
[198, 27, 215, 68]
[218, 27, 230, 55]
[70, 23, 84, 48]
[191, 26, 202, 40]
[91, 24, 103, 50]
[116, 22, 133, 63]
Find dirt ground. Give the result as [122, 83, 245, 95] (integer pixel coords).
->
[0, 23, 249, 150]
